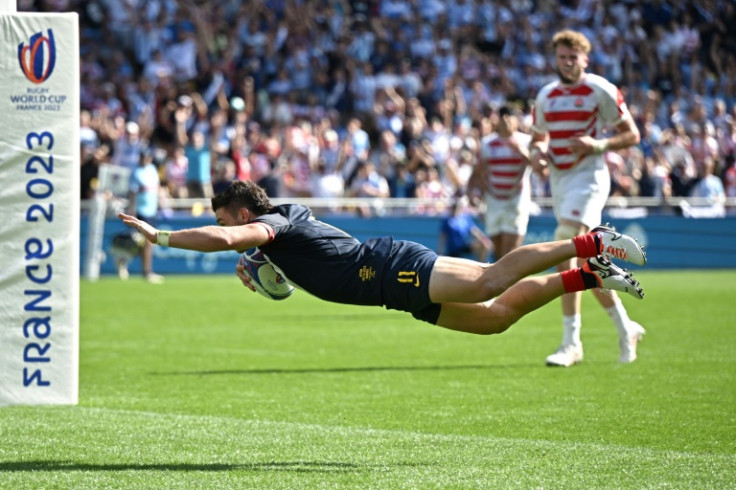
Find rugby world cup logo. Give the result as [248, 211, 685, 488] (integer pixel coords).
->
[18, 29, 57, 84]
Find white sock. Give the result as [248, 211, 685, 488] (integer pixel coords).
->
[605, 300, 632, 338]
[562, 314, 582, 346]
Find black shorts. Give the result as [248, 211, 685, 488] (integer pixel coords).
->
[382, 240, 441, 324]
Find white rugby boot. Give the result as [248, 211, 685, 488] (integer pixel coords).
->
[591, 224, 647, 266]
[619, 322, 646, 363]
[583, 256, 644, 299]
[546, 344, 584, 367]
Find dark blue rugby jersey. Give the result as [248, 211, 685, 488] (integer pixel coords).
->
[252, 204, 392, 306]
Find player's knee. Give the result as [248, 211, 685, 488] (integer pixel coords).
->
[480, 320, 514, 335]
[477, 304, 516, 335]
[476, 263, 516, 300]
[554, 223, 581, 241]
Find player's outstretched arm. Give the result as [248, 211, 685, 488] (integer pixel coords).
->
[118, 213, 157, 242]
[117, 212, 271, 253]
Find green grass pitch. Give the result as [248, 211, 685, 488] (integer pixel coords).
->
[1, 270, 735, 488]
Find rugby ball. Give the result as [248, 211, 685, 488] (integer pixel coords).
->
[239, 248, 294, 300]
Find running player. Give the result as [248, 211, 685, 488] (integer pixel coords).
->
[529, 29, 646, 366]
[471, 105, 534, 260]
[119, 180, 646, 336]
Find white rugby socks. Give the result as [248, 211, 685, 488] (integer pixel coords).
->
[605, 299, 634, 338]
[562, 314, 582, 346]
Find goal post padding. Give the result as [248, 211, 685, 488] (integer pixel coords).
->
[0, 12, 80, 406]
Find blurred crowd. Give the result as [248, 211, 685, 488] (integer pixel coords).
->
[22, 0, 736, 215]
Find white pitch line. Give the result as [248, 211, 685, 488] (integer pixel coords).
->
[73, 406, 735, 463]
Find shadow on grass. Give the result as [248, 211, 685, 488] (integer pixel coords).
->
[0, 460, 401, 473]
[149, 363, 530, 376]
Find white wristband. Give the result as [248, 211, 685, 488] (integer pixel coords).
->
[591, 139, 610, 154]
[156, 230, 170, 247]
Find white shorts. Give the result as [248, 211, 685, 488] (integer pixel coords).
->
[550, 160, 610, 229]
[484, 192, 531, 237]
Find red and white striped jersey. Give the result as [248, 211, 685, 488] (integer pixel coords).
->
[478, 131, 531, 199]
[531, 73, 631, 170]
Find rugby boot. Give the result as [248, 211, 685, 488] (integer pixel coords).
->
[591, 224, 647, 266]
[582, 255, 644, 299]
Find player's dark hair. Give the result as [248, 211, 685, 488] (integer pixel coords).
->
[499, 104, 522, 119]
[211, 180, 273, 216]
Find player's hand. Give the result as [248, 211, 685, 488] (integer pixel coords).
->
[117, 213, 157, 243]
[530, 147, 550, 172]
[235, 257, 256, 292]
[570, 135, 605, 155]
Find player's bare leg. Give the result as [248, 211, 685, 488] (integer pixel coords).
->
[435, 257, 643, 335]
[436, 274, 566, 334]
[429, 239, 578, 304]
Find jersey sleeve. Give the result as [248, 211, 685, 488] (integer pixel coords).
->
[515, 131, 532, 148]
[530, 84, 552, 135]
[596, 76, 631, 126]
[251, 221, 275, 244]
[253, 214, 286, 240]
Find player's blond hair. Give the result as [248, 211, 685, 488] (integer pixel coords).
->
[551, 30, 592, 54]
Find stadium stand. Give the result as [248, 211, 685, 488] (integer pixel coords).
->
[22, 0, 736, 215]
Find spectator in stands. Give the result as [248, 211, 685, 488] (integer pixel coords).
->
[388, 161, 417, 198]
[121, 147, 164, 284]
[165, 19, 199, 83]
[370, 129, 406, 179]
[607, 151, 637, 197]
[680, 156, 727, 218]
[344, 116, 371, 163]
[112, 121, 147, 172]
[416, 166, 452, 215]
[350, 61, 378, 115]
[318, 128, 345, 176]
[661, 126, 697, 197]
[80, 110, 100, 149]
[212, 157, 238, 196]
[687, 122, 720, 174]
[163, 146, 188, 199]
[142, 48, 174, 84]
[179, 127, 213, 200]
[80, 143, 111, 200]
[638, 155, 672, 200]
[716, 116, 736, 163]
[348, 161, 390, 217]
[310, 159, 345, 206]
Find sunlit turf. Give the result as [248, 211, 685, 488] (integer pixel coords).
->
[1, 270, 734, 488]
